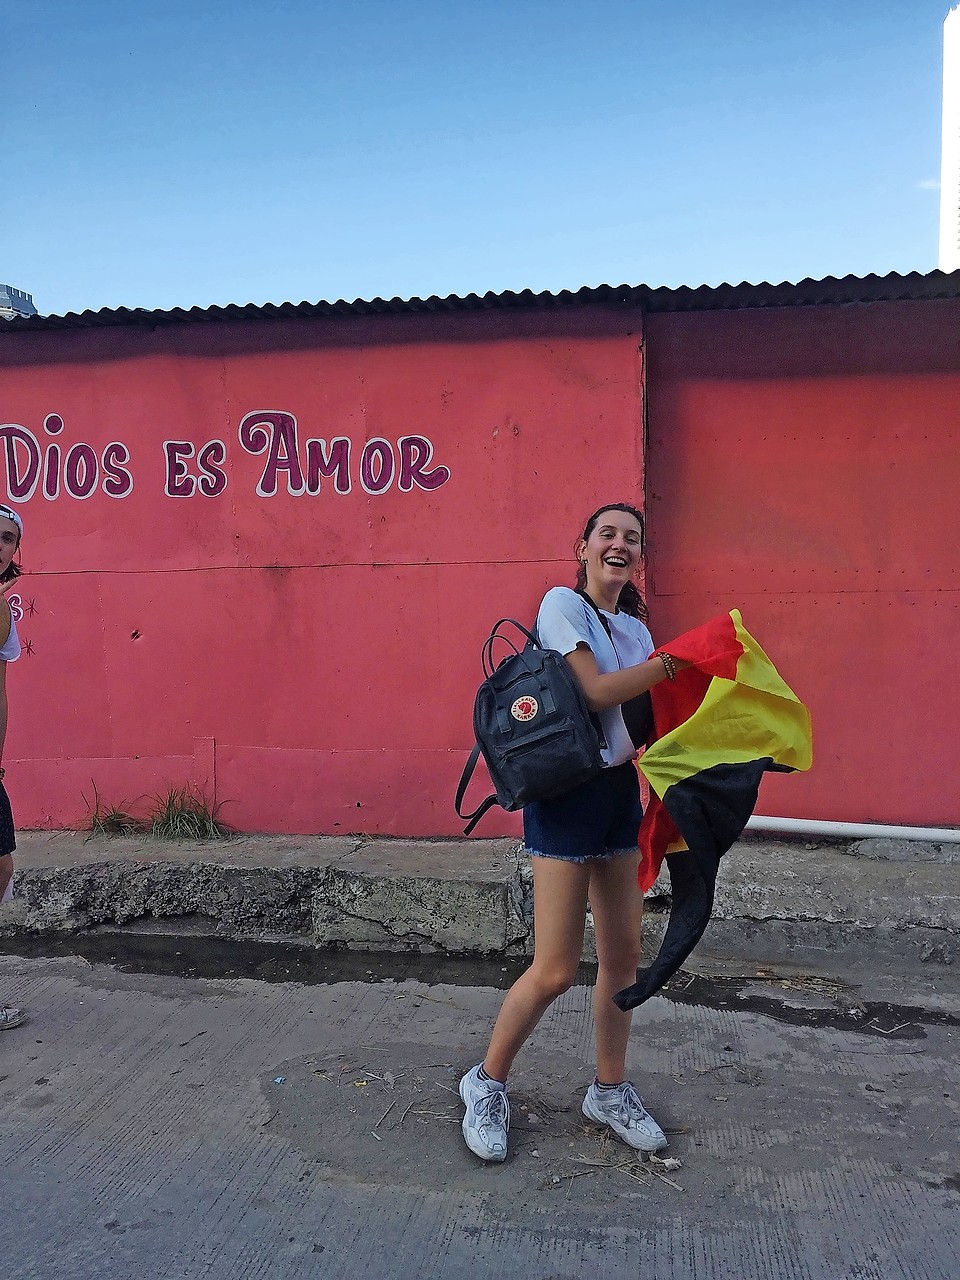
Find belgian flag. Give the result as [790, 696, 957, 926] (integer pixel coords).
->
[613, 610, 813, 1010]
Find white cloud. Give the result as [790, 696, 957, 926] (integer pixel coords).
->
[916, 179, 941, 191]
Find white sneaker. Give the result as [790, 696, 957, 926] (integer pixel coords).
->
[459, 1064, 509, 1162]
[581, 1080, 667, 1152]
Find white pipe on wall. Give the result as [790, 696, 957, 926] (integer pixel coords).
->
[745, 815, 960, 844]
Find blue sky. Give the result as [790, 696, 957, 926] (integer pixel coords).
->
[4, 1, 952, 316]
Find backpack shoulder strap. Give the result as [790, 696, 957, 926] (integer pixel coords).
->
[575, 588, 614, 640]
[454, 741, 502, 835]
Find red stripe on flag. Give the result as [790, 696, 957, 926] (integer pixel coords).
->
[665, 611, 743, 678]
[638, 792, 682, 892]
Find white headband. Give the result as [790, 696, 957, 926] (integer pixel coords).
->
[0, 504, 23, 536]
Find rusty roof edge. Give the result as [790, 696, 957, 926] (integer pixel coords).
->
[3, 270, 960, 332]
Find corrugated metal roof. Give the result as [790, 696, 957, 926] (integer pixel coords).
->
[3, 269, 959, 333]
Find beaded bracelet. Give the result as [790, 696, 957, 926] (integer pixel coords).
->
[656, 651, 677, 681]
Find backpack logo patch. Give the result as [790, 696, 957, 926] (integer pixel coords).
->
[510, 695, 539, 722]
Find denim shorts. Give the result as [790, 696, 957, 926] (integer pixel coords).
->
[0, 781, 15, 859]
[523, 762, 643, 863]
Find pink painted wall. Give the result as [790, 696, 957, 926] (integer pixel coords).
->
[1, 310, 645, 835]
[3, 296, 956, 835]
[644, 298, 960, 827]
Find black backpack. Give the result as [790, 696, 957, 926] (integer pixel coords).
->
[454, 616, 607, 835]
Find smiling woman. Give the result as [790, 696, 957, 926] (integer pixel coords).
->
[458, 501, 690, 1165]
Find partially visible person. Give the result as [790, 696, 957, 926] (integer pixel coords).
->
[0, 502, 25, 1031]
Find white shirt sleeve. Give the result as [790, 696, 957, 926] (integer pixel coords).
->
[535, 587, 595, 657]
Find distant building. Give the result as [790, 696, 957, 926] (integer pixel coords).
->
[0, 283, 38, 320]
[941, 5, 960, 271]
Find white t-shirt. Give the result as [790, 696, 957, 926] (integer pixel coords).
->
[0, 611, 19, 663]
[535, 586, 654, 767]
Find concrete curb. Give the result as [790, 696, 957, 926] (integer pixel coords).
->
[1, 830, 958, 974]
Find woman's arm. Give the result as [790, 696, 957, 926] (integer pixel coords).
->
[565, 643, 686, 712]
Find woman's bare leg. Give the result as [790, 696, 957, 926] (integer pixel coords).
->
[587, 852, 645, 1083]
[0, 854, 12, 900]
[482, 855, 590, 1082]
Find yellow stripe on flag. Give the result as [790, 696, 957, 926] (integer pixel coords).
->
[639, 610, 812, 801]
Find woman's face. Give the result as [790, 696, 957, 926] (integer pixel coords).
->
[0, 518, 20, 578]
[579, 508, 643, 597]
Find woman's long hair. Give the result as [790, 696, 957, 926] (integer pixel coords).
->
[0, 513, 21, 585]
[574, 502, 648, 623]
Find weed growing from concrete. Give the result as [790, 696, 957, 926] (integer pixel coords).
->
[82, 782, 145, 838]
[93, 806, 144, 837]
[148, 786, 230, 841]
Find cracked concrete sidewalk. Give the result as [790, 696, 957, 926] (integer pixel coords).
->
[1, 830, 958, 989]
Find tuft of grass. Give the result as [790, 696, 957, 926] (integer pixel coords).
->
[148, 785, 230, 841]
[92, 806, 144, 837]
[82, 781, 146, 838]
